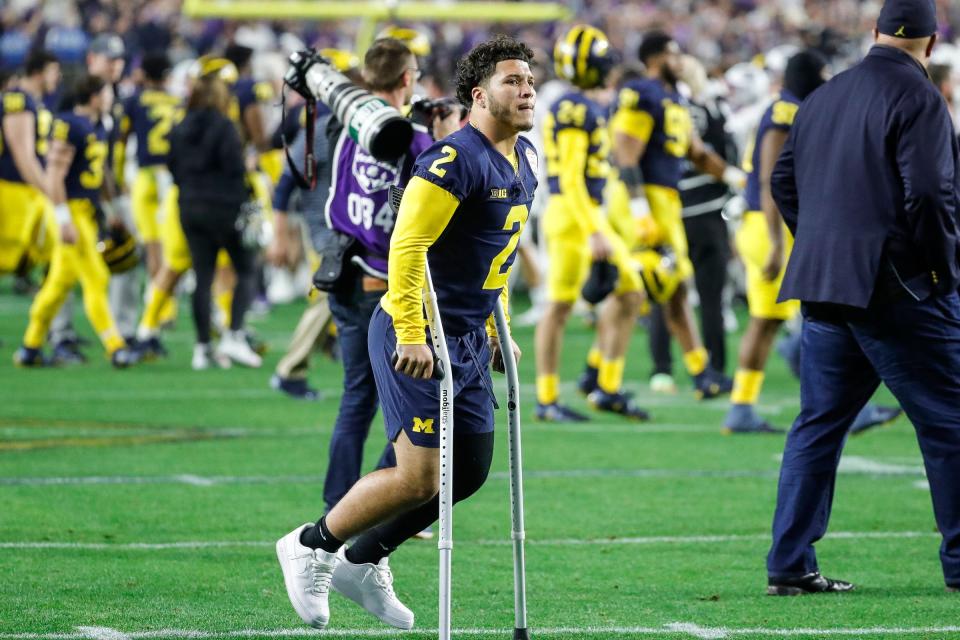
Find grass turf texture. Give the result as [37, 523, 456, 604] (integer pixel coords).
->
[0, 286, 957, 639]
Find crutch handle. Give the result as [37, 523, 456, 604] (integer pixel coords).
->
[391, 351, 446, 381]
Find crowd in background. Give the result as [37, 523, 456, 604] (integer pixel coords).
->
[4, 1, 960, 83]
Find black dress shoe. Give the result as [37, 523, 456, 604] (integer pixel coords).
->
[767, 572, 855, 596]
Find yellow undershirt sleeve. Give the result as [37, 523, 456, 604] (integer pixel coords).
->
[382, 176, 460, 345]
[611, 108, 654, 146]
[556, 128, 605, 235]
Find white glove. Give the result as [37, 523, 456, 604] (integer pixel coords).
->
[722, 166, 747, 192]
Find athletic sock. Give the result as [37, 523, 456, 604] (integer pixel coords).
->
[586, 347, 602, 369]
[598, 357, 625, 394]
[536, 373, 559, 405]
[215, 290, 233, 328]
[683, 347, 709, 377]
[346, 532, 397, 565]
[138, 285, 171, 339]
[300, 516, 344, 553]
[730, 369, 765, 405]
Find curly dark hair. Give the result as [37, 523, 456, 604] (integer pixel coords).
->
[455, 35, 534, 109]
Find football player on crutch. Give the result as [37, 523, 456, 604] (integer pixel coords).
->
[276, 35, 536, 632]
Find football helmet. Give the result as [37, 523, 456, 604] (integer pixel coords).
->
[636, 246, 682, 304]
[97, 226, 139, 274]
[188, 55, 239, 84]
[376, 26, 431, 58]
[554, 25, 616, 90]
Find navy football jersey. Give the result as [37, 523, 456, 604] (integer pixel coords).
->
[230, 78, 273, 129]
[121, 89, 182, 167]
[613, 78, 692, 190]
[543, 90, 610, 203]
[743, 90, 801, 212]
[0, 90, 52, 182]
[52, 112, 108, 201]
[412, 124, 538, 336]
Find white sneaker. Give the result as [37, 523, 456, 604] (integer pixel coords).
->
[192, 343, 231, 371]
[276, 524, 338, 629]
[332, 547, 414, 630]
[216, 330, 262, 368]
[650, 373, 677, 394]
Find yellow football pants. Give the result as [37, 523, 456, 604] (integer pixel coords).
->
[23, 199, 124, 353]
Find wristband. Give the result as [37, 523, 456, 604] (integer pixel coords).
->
[54, 203, 71, 226]
[629, 197, 650, 219]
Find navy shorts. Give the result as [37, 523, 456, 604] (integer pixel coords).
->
[368, 304, 495, 448]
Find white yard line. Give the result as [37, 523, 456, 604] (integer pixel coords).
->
[0, 530, 939, 551]
[1, 459, 929, 488]
[1, 455, 933, 489]
[73, 629, 130, 640]
[3, 624, 960, 639]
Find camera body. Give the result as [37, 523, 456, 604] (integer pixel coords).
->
[409, 97, 467, 130]
[285, 49, 414, 162]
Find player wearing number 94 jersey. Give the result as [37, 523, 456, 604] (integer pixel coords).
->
[15, 75, 139, 368]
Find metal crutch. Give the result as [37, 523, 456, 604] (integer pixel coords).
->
[422, 262, 455, 640]
[493, 299, 530, 640]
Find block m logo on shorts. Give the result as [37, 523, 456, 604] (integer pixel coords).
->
[411, 417, 435, 434]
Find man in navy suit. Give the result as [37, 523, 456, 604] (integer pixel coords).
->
[766, 0, 960, 595]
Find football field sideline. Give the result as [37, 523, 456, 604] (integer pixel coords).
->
[3, 622, 960, 639]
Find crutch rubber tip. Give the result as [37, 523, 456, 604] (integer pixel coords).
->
[513, 629, 530, 640]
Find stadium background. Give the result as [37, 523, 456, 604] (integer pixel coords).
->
[2, 0, 960, 638]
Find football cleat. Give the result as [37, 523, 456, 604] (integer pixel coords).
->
[276, 524, 337, 629]
[588, 390, 651, 422]
[110, 346, 142, 369]
[577, 366, 599, 396]
[849, 404, 902, 436]
[51, 339, 87, 365]
[271, 374, 320, 401]
[138, 336, 168, 361]
[694, 369, 733, 400]
[722, 421, 783, 435]
[535, 402, 590, 423]
[332, 548, 414, 630]
[13, 346, 52, 368]
[723, 404, 784, 434]
[767, 572, 854, 596]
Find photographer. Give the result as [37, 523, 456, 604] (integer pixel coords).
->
[167, 66, 261, 370]
[308, 38, 461, 515]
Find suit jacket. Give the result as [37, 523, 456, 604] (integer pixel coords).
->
[772, 45, 960, 307]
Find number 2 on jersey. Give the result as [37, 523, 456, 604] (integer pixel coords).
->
[483, 204, 528, 290]
[428, 145, 457, 178]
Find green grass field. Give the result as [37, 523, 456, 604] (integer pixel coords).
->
[1, 285, 958, 640]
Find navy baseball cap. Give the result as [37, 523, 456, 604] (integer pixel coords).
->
[88, 34, 125, 59]
[877, 0, 938, 39]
